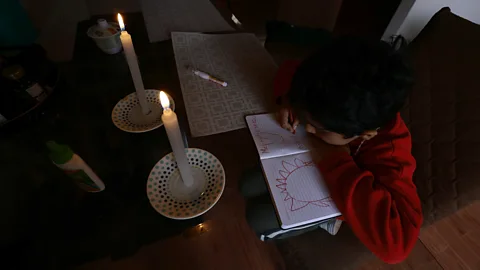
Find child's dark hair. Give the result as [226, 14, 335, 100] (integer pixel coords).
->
[288, 36, 413, 138]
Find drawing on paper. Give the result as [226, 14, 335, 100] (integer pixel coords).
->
[295, 139, 307, 150]
[249, 115, 307, 154]
[276, 158, 332, 211]
[256, 132, 284, 153]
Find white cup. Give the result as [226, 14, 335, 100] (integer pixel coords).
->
[87, 19, 122, 54]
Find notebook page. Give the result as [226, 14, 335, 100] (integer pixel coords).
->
[261, 152, 341, 229]
[246, 114, 311, 159]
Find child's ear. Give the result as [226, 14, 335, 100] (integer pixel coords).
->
[360, 130, 378, 140]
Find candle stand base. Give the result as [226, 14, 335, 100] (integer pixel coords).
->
[147, 148, 225, 220]
[111, 90, 175, 133]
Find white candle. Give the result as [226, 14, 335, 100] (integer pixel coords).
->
[117, 13, 150, 115]
[159, 91, 194, 187]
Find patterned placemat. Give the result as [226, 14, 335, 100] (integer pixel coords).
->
[172, 32, 278, 137]
[140, 0, 234, 43]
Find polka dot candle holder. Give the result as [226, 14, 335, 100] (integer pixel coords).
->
[111, 90, 175, 133]
[147, 148, 225, 220]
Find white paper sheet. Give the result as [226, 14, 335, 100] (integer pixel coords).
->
[246, 114, 311, 159]
[261, 152, 341, 229]
[141, 0, 234, 42]
[172, 32, 278, 137]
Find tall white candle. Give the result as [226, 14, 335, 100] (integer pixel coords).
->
[117, 13, 150, 115]
[159, 91, 194, 187]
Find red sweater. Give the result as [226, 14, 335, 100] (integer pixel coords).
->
[274, 61, 423, 264]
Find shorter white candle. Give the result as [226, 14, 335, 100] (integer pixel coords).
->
[160, 91, 194, 187]
[117, 13, 150, 115]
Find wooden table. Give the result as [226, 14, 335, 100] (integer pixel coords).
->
[0, 11, 279, 268]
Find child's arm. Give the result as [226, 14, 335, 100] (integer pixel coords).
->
[273, 60, 301, 98]
[317, 114, 423, 264]
[273, 60, 302, 133]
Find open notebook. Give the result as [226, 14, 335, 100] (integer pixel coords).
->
[246, 113, 341, 229]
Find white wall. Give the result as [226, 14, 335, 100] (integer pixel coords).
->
[383, 0, 480, 41]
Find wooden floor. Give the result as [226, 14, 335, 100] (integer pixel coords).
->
[360, 202, 480, 270]
[77, 193, 480, 270]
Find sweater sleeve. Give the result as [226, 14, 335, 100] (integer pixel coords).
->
[273, 60, 301, 99]
[317, 115, 423, 264]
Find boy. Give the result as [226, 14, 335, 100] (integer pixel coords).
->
[241, 37, 423, 264]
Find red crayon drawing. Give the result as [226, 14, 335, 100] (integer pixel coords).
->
[249, 115, 307, 154]
[256, 132, 284, 153]
[276, 158, 332, 211]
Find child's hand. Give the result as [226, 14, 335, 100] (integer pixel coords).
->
[277, 107, 299, 133]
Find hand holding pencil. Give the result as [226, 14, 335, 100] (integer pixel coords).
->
[277, 107, 299, 134]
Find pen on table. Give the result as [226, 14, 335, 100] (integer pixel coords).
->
[288, 108, 297, 134]
[188, 66, 228, 87]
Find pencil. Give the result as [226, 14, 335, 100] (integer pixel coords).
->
[193, 69, 228, 87]
[185, 65, 228, 87]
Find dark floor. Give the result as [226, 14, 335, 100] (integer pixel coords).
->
[76, 186, 285, 270]
[76, 195, 480, 269]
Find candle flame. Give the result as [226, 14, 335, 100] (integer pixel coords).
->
[117, 13, 125, 31]
[159, 91, 170, 109]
